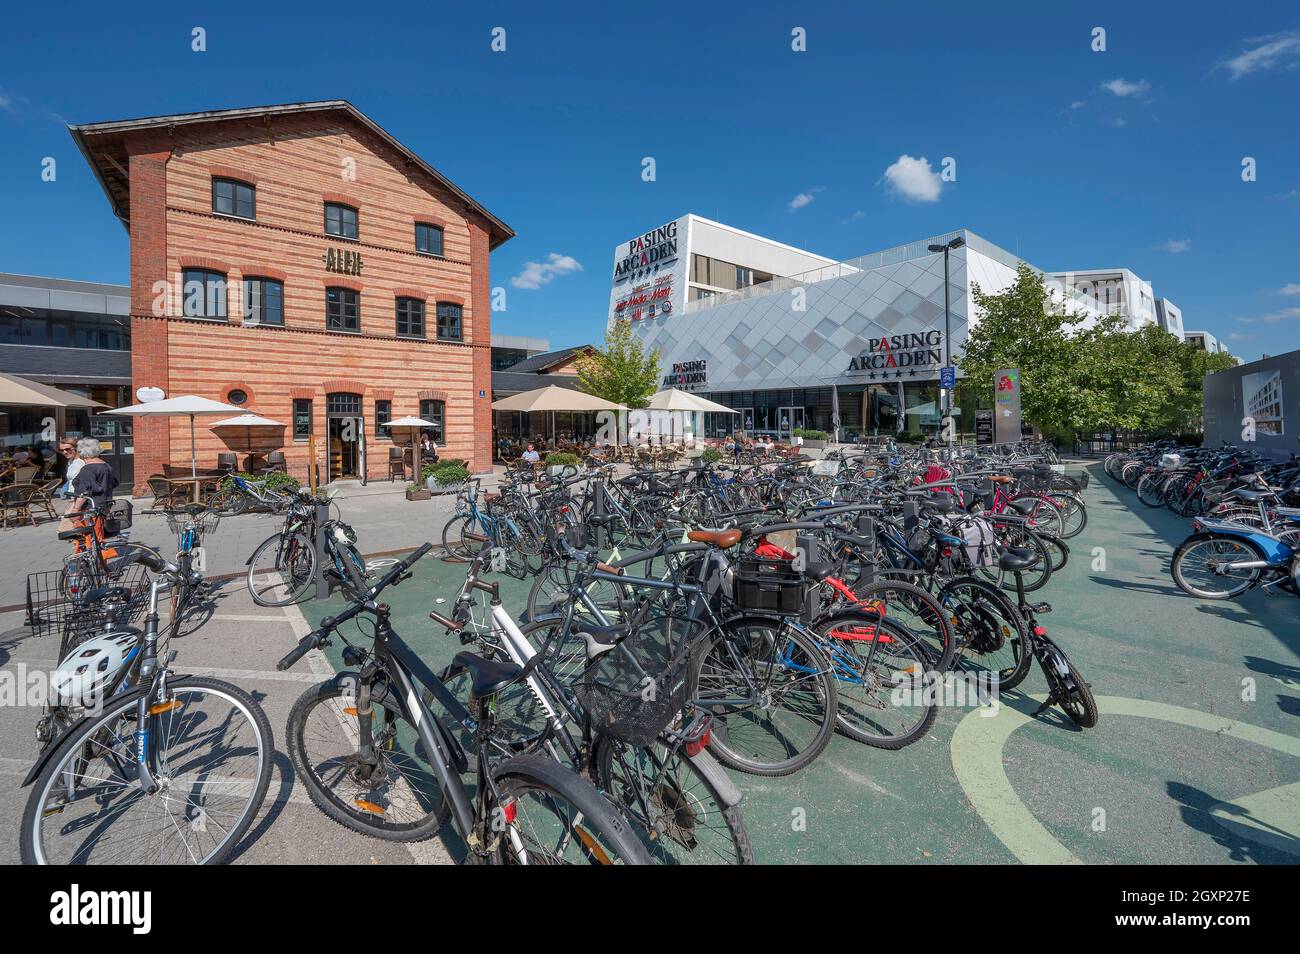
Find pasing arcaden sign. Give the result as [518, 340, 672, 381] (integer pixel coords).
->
[847, 331, 944, 372]
[662, 359, 706, 390]
[613, 220, 679, 283]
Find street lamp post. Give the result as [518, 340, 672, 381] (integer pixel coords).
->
[928, 235, 965, 455]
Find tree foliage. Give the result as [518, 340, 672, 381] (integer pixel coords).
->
[575, 318, 661, 409]
[958, 264, 1231, 439]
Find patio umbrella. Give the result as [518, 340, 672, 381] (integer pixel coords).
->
[381, 416, 437, 479]
[0, 372, 105, 409]
[210, 413, 286, 465]
[106, 395, 246, 479]
[645, 388, 737, 445]
[491, 386, 624, 444]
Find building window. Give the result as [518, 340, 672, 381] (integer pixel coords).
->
[375, 399, 392, 433]
[415, 223, 444, 256]
[243, 277, 284, 326]
[436, 302, 462, 341]
[227, 389, 248, 406]
[326, 287, 360, 332]
[293, 399, 312, 441]
[327, 392, 362, 415]
[0, 311, 130, 350]
[419, 399, 445, 444]
[324, 202, 358, 240]
[736, 266, 753, 288]
[182, 269, 228, 319]
[212, 178, 255, 220]
[396, 297, 425, 338]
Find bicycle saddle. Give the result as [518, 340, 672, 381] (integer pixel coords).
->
[919, 495, 957, 514]
[687, 528, 742, 548]
[57, 525, 94, 541]
[453, 651, 523, 698]
[82, 585, 131, 605]
[997, 548, 1038, 572]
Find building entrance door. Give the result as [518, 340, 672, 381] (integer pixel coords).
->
[777, 406, 804, 442]
[326, 392, 364, 482]
[89, 415, 134, 488]
[737, 407, 755, 436]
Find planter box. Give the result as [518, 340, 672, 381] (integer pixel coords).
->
[802, 439, 828, 450]
[405, 487, 431, 501]
[426, 477, 470, 496]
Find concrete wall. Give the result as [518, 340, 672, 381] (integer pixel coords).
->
[1202, 349, 1300, 460]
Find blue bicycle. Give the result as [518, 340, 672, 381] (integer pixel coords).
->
[1171, 512, 1300, 599]
[440, 478, 529, 577]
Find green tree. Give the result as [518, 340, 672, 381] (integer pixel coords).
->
[957, 263, 1089, 435]
[575, 318, 661, 409]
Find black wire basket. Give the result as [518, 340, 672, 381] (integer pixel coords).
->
[572, 612, 703, 748]
[25, 564, 152, 644]
[164, 507, 221, 547]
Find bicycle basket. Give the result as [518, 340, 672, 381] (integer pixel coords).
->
[734, 557, 806, 615]
[25, 564, 151, 641]
[164, 508, 221, 544]
[103, 499, 133, 536]
[573, 613, 703, 748]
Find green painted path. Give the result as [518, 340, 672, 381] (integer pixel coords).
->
[299, 464, 1300, 864]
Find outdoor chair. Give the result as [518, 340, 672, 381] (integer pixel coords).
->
[387, 447, 406, 482]
[146, 475, 191, 512]
[12, 464, 38, 483]
[217, 452, 238, 473]
[264, 450, 287, 474]
[1, 482, 55, 528]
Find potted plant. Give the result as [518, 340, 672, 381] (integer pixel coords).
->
[424, 459, 471, 495]
[794, 427, 831, 449]
[700, 446, 723, 464]
[544, 451, 581, 477]
[405, 482, 431, 501]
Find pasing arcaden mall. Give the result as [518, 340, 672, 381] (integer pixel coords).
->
[613, 216, 1033, 440]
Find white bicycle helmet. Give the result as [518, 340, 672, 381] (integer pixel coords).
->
[52, 629, 141, 707]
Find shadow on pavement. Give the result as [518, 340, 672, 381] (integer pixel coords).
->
[1167, 779, 1300, 863]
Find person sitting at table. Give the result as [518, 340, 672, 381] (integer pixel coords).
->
[520, 442, 541, 465]
[12, 446, 31, 466]
[420, 433, 439, 463]
[65, 438, 118, 517]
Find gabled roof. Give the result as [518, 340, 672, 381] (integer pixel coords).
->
[504, 344, 594, 375]
[68, 100, 514, 248]
[491, 370, 585, 397]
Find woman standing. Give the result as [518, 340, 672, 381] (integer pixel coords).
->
[66, 437, 118, 516]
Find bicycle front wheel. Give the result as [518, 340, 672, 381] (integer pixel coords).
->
[21, 676, 273, 865]
[490, 754, 651, 865]
[692, 617, 837, 777]
[247, 531, 315, 605]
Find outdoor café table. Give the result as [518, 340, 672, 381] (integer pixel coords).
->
[168, 474, 221, 503]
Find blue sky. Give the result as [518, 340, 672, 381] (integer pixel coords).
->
[1, 1, 1297, 360]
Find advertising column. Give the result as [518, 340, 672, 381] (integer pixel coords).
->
[993, 368, 1021, 444]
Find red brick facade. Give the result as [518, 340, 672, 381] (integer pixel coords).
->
[81, 105, 510, 491]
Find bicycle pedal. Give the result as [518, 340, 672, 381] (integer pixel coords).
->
[1030, 602, 1052, 614]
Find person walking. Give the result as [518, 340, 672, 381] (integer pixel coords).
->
[66, 437, 118, 517]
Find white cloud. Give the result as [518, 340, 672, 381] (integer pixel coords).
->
[1227, 332, 1253, 342]
[1069, 100, 1087, 110]
[1218, 31, 1300, 80]
[1278, 283, 1300, 295]
[1238, 307, 1300, 324]
[881, 155, 942, 203]
[788, 188, 823, 211]
[1100, 78, 1151, 97]
[509, 253, 583, 290]
[1161, 239, 1191, 254]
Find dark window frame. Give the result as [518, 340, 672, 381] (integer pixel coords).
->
[324, 202, 359, 240]
[243, 276, 284, 326]
[212, 177, 256, 220]
[182, 269, 229, 320]
[325, 286, 360, 333]
[396, 297, 426, 338]
[293, 398, 313, 442]
[419, 399, 446, 445]
[436, 302, 463, 342]
[375, 399, 392, 433]
[415, 222, 444, 257]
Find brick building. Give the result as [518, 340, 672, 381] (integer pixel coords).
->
[70, 101, 512, 490]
